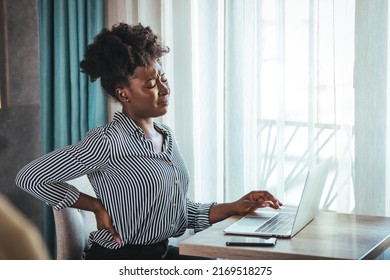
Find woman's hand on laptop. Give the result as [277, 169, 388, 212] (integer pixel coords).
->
[209, 191, 283, 224]
[234, 190, 283, 215]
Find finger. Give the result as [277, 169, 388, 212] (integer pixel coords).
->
[114, 234, 123, 245]
[257, 192, 283, 208]
[108, 226, 122, 244]
[262, 200, 282, 209]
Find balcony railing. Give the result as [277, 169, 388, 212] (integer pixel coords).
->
[257, 119, 355, 210]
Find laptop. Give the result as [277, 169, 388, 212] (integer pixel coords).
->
[224, 158, 331, 238]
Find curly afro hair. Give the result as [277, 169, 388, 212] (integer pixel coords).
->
[80, 23, 169, 100]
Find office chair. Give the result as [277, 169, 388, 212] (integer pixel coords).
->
[53, 176, 97, 260]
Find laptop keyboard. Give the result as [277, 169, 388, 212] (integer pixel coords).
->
[255, 212, 295, 234]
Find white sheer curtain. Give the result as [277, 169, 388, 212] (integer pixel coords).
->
[189, 0, 356, 212]
[105, 0, 390, 217]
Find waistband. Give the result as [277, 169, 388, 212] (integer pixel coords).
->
[85, 239, 169, 260]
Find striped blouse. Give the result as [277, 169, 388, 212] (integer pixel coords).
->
[16, 112, 214, 249]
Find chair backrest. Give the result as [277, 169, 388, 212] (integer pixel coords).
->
[53, 176, 97, 260]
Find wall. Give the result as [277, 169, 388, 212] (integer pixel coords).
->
[0, 0, 41, 227]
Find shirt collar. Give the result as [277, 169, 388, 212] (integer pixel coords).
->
[113, 111, 169, 137]
[113, 112, 143, 135]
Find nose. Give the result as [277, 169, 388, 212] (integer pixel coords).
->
[157, 78, 170, 96]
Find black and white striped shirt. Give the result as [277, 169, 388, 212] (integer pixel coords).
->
[16, 112, 214, 249]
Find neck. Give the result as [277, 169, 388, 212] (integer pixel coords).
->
[122, 109, 155, 136]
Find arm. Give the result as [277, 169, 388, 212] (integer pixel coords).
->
[186, 191, 282, 231]
[15, 128, 109, 210]
[16, 128, 122, 243]
[72, 193, 122, 244]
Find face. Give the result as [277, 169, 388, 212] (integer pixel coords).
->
[118, 60, 170, 120]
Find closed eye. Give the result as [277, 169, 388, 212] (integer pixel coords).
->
[146, 74, 168, 89]
[145, 76, 158, 89]
[146, 82, 157, 89]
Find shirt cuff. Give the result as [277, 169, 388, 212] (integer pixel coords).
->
[194, 202, 217, 233]
[52, 183, 80, 211]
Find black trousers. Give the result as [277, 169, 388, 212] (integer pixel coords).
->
[85, 240, 212, 260]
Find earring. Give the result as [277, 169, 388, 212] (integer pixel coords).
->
[119, 91, 130, 103]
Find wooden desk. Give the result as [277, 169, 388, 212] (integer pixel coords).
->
[179, 211, 390, 260]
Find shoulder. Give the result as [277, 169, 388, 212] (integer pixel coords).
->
[85, 120, 120, 140]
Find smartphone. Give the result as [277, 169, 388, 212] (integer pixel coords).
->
[226, 237, 277, 247]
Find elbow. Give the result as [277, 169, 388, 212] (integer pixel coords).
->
[15, 165, 32, 191]
[15, 168, 26, 190]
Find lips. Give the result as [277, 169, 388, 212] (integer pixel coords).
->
[158, 98, 169, 106]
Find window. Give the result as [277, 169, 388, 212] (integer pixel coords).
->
[184, 0, 355, 213]
[107, 0, 390, 216]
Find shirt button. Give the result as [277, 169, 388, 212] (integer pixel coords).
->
[175, 180, 180, 185]
[170, 223, 175, 228]
[172, 203, 177, 207]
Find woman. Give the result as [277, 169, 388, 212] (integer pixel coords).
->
[16, 23, 282, 260]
